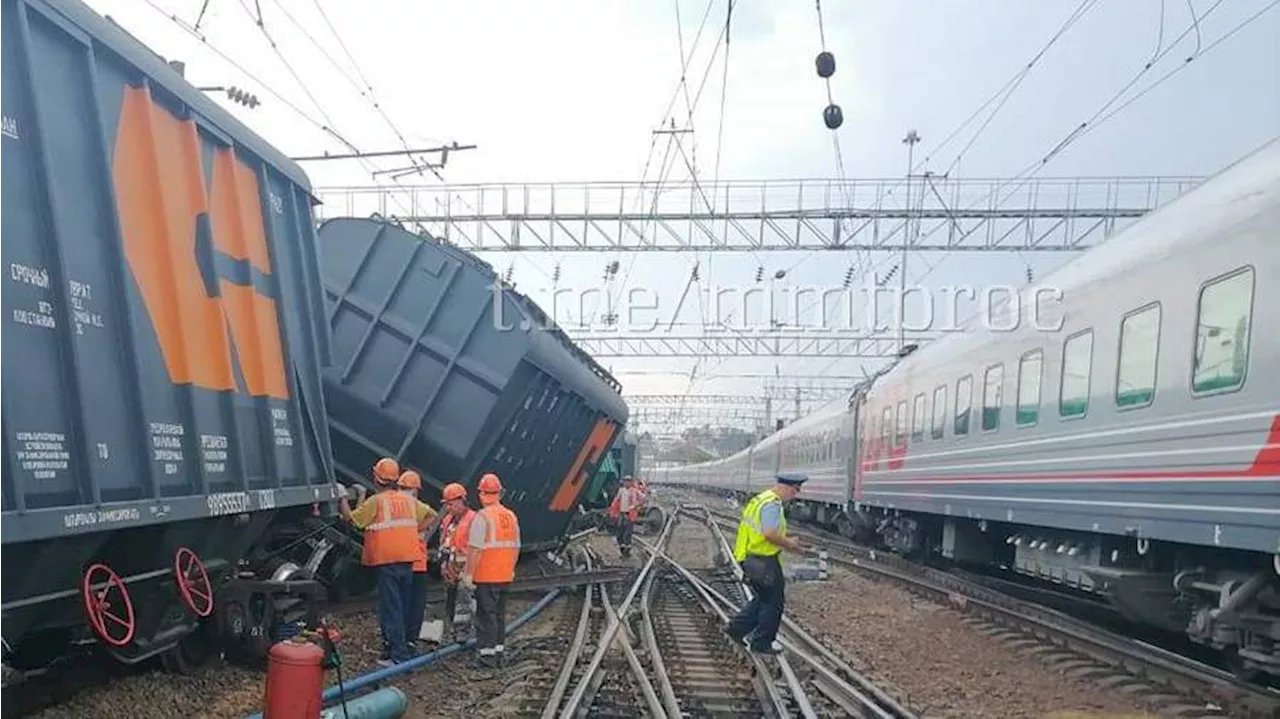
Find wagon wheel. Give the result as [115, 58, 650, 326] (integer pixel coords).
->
[173, 547, 215, 617]
[81, 563, 136, 647]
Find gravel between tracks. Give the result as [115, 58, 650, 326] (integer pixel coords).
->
[786, 562, 1165, 718]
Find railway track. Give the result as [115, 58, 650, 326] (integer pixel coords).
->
[645, 571, 780, 716]
[539, 506, 914, 717]
[700, 501, 1280, 719]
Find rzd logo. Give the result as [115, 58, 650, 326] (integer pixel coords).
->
[112, 87, 288, 399]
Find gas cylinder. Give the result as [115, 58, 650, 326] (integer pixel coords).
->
[264, 637, 325, 719]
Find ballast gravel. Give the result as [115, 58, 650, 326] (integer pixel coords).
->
[786, 563, 1163, 718]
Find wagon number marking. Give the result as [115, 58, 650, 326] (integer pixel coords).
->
[207, 492, 250, 517]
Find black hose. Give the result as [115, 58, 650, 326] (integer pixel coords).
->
[319, 623, 350, 719]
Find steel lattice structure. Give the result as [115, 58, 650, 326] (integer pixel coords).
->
[576, 332, 941, 358]
[625, 393, 765, 407]
[628, 406, 768, 427]
[314, 175, 1202, 253]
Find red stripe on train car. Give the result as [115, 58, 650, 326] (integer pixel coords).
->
[862, 415, 1280, 485]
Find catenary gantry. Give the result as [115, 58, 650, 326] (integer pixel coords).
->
[314, 175, 1201, 252]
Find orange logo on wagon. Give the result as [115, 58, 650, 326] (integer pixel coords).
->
[111, 86, 288, 399]
[548, 418, 616, 512]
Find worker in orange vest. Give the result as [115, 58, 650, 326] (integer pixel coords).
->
[608, 476, 641, 558]
[396, 470, 439, 650]
[336, 457, 435, 666]
[437, 482, 476, 642]
[460, 473, 520, 668]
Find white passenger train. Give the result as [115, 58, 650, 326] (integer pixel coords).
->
[650, 138, 1280, 679]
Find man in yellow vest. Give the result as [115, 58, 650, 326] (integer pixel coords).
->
[336, 458, 436, 666]
[725, 473, 809, 655]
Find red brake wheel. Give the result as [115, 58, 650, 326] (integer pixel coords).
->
[81, 563, 136, 647]
[173, 547, 214, 617]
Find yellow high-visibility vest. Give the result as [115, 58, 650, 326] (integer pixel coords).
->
[733, 489, 787, 562]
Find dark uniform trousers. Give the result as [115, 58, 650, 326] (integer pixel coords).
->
[474, 582, 509, 654]
[616, 516, 635, 555]
[406, 570, 428, 644]
[376, 562, 415, 662]
[726, 554, 785, 651]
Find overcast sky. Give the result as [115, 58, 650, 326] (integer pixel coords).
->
[83, 0, 1280, 429]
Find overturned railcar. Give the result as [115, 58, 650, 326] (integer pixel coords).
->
[316, 218, 629, 551]
[1, 0, 336, 671]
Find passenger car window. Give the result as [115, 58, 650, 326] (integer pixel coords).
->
[982, 364, 1003, 431]
[1116, 303, 1161, 408]
[954, 375, 972, 435]
[1016, 350, 1042, 426]
[931, 385, 946, 439]
[911, 394, 926, 442]
[895, 401, 907, 446]
[1193, 268, 1253, 394]
[1059, 330, 1093, 417]
[881, 407, 892, 446]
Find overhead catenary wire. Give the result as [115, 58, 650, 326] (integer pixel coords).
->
[228, 0, 430, 226]
[241, 1, 557, 286]
[768, 0, 1105, 391]
[141, 0, 350, 147]
[301, 0, 443, 179]
[591, 0, 742, 333]
[905, 0, 1274, 292]
[780, 0, 1102, 281]
[584, 0, 716, 330]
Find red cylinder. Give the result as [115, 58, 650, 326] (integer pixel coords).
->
[263, 638, 325, 719]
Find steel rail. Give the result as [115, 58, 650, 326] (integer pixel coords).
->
[595, 580, 667, 718]
[685, 506, 817, 719]
[557, 511, 677, 718]
[639, 533, 915, 719]
[638, 569, 684, 717]
[703, 505, 1280, 716]
[701, 504, 921, 716]
[700, 506, 916, 717]
[539, 550, 600, 719]
[633, 535, 795, 719]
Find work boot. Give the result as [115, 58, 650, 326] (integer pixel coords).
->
[469, 653, 500, 670]
[723, 625, 749, 646]
[749, 640, 782, 656]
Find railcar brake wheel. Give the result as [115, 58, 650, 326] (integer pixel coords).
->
[81, 563, 136, 647]
[173, 547, 215, 617]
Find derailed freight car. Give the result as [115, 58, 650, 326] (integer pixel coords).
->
[1, 0, 336, 671]
[316, 218, 629, 552]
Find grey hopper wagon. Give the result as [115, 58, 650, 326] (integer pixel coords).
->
[317, 217, 629, 553]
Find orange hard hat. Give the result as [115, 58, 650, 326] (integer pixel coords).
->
[477, 473, 503, 494]
[373, 457, 400, 483]
[442, 482, 467, 502]
[398, 470, 421, 490]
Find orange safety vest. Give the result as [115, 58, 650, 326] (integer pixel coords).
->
[441, 509, 476, 557]
[362, 491, 420, 567]
[412, 534, 428, 573]
[609, 489, 638, 522]
[471, 504, 520, 584]
[439, 509, 476, 582]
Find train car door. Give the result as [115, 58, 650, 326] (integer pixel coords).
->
[847, 385, 870, 502]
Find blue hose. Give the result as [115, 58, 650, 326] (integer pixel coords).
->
[243, 588, 561, 719]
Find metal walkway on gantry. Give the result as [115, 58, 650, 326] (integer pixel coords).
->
[314, 175, 1202, 253]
